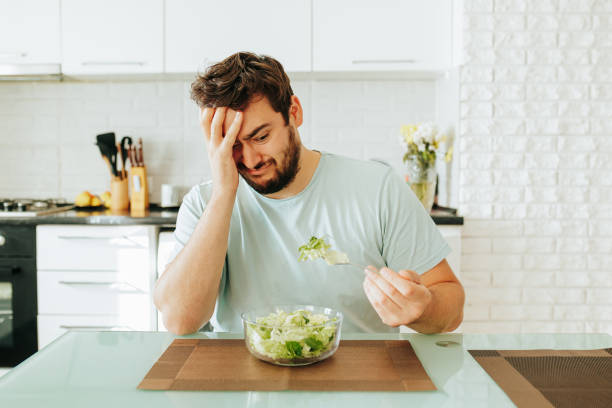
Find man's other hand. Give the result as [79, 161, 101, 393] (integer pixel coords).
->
[362, 266, 432, 327]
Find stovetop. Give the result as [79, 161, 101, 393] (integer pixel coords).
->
[0, 198, 75, 217]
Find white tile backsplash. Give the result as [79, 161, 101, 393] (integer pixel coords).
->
[0, 78, 437, 202]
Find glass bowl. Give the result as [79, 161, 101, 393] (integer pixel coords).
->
[241, 305, 343, 366]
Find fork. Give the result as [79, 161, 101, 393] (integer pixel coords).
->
[328, 261, 370, 272]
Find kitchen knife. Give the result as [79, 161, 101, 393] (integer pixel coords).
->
[130, 145, 138, 168]
[137, 138, 144, 167]
[116, 142, 123, 179]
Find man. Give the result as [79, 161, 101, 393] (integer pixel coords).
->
[154, 51, 464, 335]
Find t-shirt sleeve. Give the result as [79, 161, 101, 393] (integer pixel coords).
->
[379, 169, 451, 275]
[165, 185, 206, 266]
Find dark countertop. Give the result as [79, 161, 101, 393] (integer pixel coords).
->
[430, 210, 464, 226]
[0, 205, 179, 226]
[0, 205, 463, 226]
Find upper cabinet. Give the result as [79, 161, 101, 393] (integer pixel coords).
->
[312, 0, 453, 71]
[61, 0, 163, 74]
[0, 0, 60, 64]
[165, 0, 311, 73]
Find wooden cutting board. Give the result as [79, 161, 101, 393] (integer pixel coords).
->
[138, 339, 436, 392]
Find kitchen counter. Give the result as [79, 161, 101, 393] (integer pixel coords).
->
[0, 206, 463, 226]
[0, 331, 609, 407]
[0, 205, 179, 226]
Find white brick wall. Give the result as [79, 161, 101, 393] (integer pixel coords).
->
[0, 79, 436, 202]
[461, 0, 612, 334]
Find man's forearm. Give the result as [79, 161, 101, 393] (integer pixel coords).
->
[407, 282, 465, 334]
[154, 191, 235, 334]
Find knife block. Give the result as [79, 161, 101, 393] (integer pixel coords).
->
[110, 177, 129, 211]
[129, 166, 149, 211]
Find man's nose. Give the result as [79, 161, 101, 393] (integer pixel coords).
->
[241, 143, 262, 169]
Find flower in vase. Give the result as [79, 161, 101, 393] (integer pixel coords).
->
[400, 122, 451, 168]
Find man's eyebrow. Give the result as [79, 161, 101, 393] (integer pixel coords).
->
[242, 123, 271, 140]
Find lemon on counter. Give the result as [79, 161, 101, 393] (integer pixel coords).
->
[75, 191, 93, 207]
[90, 196, 102, 207]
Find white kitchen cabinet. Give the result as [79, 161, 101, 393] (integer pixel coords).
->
[165, 0, 311, 73]
[37, 225, 151, 271]
[36, 225, 158, 348]
[37, 271, 151, 316]
[61, 0, 163, 74]
[313, 0, 453, 71]
[438, 225, 461, 278]
[156, 231, 175, 331]
[0, 0, 60, 64]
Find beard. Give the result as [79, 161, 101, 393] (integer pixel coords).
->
[237, 126, 301, 195]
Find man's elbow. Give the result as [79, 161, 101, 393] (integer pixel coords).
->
[444, 283, 465, 332]
[444, 310, 464, 333]
[162, 312, 206, 335]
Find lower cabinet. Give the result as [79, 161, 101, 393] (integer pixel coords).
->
[438, 225, 462, 278]
[36, 225, 159, 348]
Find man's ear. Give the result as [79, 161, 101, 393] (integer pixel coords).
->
[289, 95, 303, 127]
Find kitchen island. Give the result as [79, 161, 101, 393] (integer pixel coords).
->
[0, 331, 609, 407]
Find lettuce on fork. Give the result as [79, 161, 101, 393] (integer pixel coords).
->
[298, 236, 349, 265]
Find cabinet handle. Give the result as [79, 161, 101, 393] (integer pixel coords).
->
[57, 235, 145, 247]
[59, 325, 134, 330]
[81, 61, 146, 66]
[58, 236, 120, 240]
[0, 51, 28, 58]
[351, 59, 417, 64]
[58, 281, 144, 293]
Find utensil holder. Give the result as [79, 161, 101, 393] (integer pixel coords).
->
[110, 177, 129, 211]
[129, 166, 149, 211]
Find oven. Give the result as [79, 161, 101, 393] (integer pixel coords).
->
[0, 225, 38, 367]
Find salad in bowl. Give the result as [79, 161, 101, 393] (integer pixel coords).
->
[241, 305, 343, 366]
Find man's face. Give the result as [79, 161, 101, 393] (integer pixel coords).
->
[223, 96, 301, 195]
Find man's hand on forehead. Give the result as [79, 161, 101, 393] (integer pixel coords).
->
[222, 108, 240, 135]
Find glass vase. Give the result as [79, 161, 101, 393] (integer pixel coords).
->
[405, 156, 436, 212]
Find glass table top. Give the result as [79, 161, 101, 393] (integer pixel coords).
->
[0, 331, 610, 408]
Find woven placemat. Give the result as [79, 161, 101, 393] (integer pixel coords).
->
[469, 348, 612, 408]
[139, 339, 436, 391]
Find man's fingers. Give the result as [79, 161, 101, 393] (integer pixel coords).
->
[210, 107, 227, 144]
[222, 111, 243, 148]
[366, 268, 411, 306]
[363, 280, 402, 326]
[199, 107, 215, 142]
[398, 269, 421, 283]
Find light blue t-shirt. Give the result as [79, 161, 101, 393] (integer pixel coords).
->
[169, 152, 450, 333]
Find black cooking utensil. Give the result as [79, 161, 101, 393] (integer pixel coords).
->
[95, 132, 118, 177]
[96, 132, 116, 149]
[120, 136, 133, 177]
[95, 142, 116, 177]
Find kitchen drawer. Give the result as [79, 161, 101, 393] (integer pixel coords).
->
[0, 225, 35, 258]
[37, 314, 150, 349]
[37, 271, 151, 316]
[36, 225, 151, 271]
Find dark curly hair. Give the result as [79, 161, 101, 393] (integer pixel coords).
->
[190, 51, 294, 125]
